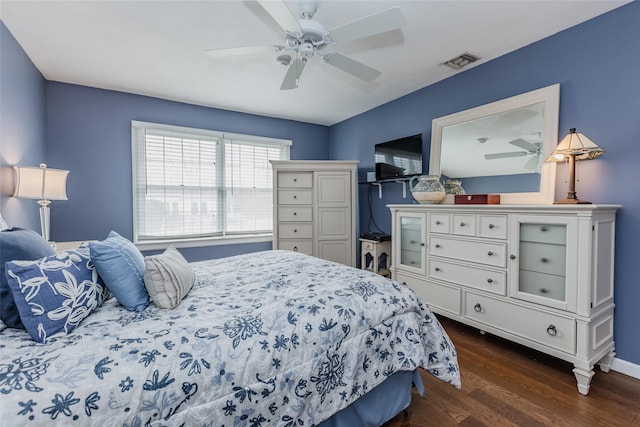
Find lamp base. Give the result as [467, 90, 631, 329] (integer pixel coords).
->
[554, 198, 592, 205]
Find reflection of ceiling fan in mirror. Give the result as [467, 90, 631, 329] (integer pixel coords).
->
[206, 0, 405, 90]
[484, 138, 542, 171]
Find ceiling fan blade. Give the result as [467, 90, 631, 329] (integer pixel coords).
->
[206, 45, 284, 58]
[328, 7, 405, 43]
[524, 155, 540, 171]
[280, 58, 306, 90]
[484, 151, 528, 160]
[257, 0, 302, 32]
[508, 138, 538, 151]
[323, 53, 381, 82]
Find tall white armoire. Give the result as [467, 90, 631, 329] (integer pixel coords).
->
[270, 160, 358, 266]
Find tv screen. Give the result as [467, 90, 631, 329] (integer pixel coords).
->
[374, 134, 423, 181]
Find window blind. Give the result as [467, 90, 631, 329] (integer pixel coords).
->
[132, 121, 290, 243]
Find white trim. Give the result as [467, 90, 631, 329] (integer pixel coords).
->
[135, 234, 273, 251]
[611, 357, 640, 379]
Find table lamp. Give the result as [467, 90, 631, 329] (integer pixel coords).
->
[546, 128, 604, 204]
[13, 163, 69, 241]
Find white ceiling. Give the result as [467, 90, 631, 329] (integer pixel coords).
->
[0, 0, 629, 126]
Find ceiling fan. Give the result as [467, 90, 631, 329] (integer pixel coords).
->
[206, 0, 406, 90]
[484, 138, 542, 171]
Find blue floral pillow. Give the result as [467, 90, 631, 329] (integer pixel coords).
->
[5, 244, 108, 343]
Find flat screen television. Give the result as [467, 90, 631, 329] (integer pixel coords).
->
[374, 134, 423, 181]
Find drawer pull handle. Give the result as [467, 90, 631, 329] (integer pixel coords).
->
[420, 243, 425, 247]
[540, 288, 548, 294]
[541, 257, 549, 263]
[293, 212, 297, 216]
[435, 244, 441, 249]
[541, 226, 548, 232]
[460, 222, 466, 227]
[435, 220, 441, 225]
[510, 254, 516, 260]
[293, 246, 298, 251]
[487, 278, 493, 283]
[546, 325, 557, 336]
[294, 229, 298, 233]
[474, 303, 482, 313]
[293, 195, 297, 199]
[487, 251, 494, 256]
[293, 178, 297, 182]
[488, 224, 495, 229]
[434, 267, 441, 272]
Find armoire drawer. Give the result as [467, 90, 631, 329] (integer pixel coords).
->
[519, 241, 566, 276]
[278, 223, 313, 238]
[396, 272, 461, 315]
[518, 270, 566, 301]
[464, 292, 575, 354]
[399, 249, 422, 268]
[520, 223, 566, 245]
[277, 189, 312, 205]
[429, 258, 506, 295]
[430, 236, 506, 268]
[277, 172, 313, 188]
[277, 239, 313, 255]
[277, 206, 312, 222]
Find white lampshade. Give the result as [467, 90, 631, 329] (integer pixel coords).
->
[546, 128, 604, 162]
[14, 164, 69, 200]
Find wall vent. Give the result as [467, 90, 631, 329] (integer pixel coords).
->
[443, 52, 480, 70]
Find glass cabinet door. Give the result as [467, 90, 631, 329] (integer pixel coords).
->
[395, 213, 426, 274]
[510, 216, 577, 311]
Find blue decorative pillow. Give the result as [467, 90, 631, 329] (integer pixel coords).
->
[5, 244, 108, 343]
[89, 231, 149, 311]
[0, 227, 55, 329]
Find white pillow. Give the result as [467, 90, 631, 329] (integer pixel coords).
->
[143, 246, 195, 309]
[0, 213, 8, 231]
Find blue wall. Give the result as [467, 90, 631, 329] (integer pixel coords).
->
[0, 21, 47, 230]
[330, 2, 640, 366]
[44, 82, 330, 259]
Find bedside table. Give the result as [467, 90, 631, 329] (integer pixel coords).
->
[55, 241, 87, 251]
[360, 238, 391, 277]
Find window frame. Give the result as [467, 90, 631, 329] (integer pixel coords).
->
[131, 120, 291, 250]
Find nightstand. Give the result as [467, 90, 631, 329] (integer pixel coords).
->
[360, 238, 391, 277]
[55, 241, 87, 251]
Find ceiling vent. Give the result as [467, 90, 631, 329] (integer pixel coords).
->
[443, 52, 480, 70]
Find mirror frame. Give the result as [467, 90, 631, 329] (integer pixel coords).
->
[429, 83, 560, 204]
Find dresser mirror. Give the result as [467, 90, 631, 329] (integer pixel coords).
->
[429, 84, 560, 204]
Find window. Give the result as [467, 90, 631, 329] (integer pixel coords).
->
[132, 121, 290, 246]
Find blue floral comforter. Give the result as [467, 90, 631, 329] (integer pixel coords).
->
[0, 250, 460, 426]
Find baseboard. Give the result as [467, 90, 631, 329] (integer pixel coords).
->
[611, 357, 640, 379]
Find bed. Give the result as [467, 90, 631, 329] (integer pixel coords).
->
[0, 242, 460, 426]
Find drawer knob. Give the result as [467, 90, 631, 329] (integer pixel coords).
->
[487, 251, 494, 256]
[460, 222, 466, 227]
[546, 325, 557, 336]
[293, 212, 297, 215]
[541, 226, 548, 232]
[435, 220, 441, 225]
[488, 224, 495, 229]
[294, 229, 298, 233]
[293, 246, 298, 251]
[474, 303, 482, 313]
[540, 288, 548, 294]
[541, 257, 549, 263]
[510, 254, 516, 260]
[434, 267, 441, 272]
[409, 240, 416, 244]
[487, 278, 493, 283]
[435, 244, 441, 249]
[293, 195, 297, 199]
[293, 178, 297, 182]
[420, 243, 425, 247]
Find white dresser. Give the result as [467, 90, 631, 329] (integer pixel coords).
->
[389, 204, 620, 395]
[271, 161, 358, 266]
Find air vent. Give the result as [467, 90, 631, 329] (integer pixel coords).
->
[443, 52, 480, 70]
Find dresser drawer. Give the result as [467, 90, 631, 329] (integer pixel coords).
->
[278, 223, 313, 238]
[520, 223, 566, 245]
[278, 189, 312, 205]
[399, 249, 422, 268]
[396, 272, 461, 315]
[278, 206, 312, 222]
[452, 214, 476, 236]
[429, 213, 450, 234]
[520, 241, 566, 276]
[430, 258, 506, 295]
[277, 172, 313, 188]
[464, 292, 575, 354]
[478, 215, 508, 239]
[277, 239, 313, 255]
[519, 270, 566, 301]
[430, 236, 506, 268]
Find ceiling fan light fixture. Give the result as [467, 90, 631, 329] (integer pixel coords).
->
[443, 52, 480, 70]
[276, 54, 292, 66]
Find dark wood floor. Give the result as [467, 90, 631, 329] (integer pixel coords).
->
[384, 317, 640, 427]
